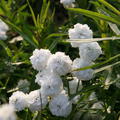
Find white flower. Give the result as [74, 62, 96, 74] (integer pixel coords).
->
[40, 74, 63, 97]
[60, 0, 75, 7]
[71, 95, 80, 104]
[17, 79, 30, 93]
[68, 23, 93, 47]
[9, 91, 28, 111]
[91, 101, 103, 109]
[9, 36, 23, 43]
[49, 94, 72, 117]
[47, 52, 72, 76]
[35, 68, 51, 86]
[89, 92, 97, 101]
[0, 19, 9, 40]
[0, 31, 8, 40]
[79, 42, 102, 61]
[72, 58, 94, 80]
[69, 77, 82, 94]
[0, 104, 16, 120]
[26, 90, 48, 112]
[30, 49, 52, 71]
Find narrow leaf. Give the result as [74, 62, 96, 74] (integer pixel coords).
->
[67, 36, 120, 43]
[67, 8, 120, 25]
[98, 0, 120, 16]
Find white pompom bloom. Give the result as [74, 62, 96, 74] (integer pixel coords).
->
[26, 90, 48, 112]
[72, 58, 94, 80]
[47, 52, 72, 76]
[9, 91, 28, 111]
[68, 23, 93, 47]
[60, 0, 75, 7]
[30, 49, 52, 71]
[41, 74, 63, 97]
[69, 77, 82, 94]
[35, 68, 51, 86]
[79, 42, 102, 61]
[49, 94, 72, 117]
[0, 104, 16, 120]
[0, 19, 9, 40]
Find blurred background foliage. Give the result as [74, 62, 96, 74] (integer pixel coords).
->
[0, 0, 120, 119]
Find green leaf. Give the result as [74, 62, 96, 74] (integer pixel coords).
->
[3, 19, 39, 48]
[98, 0, 120, 16]
[68, 36, 120, 43]
[44, 33, 67, 41]
[95, 61, 120, 73]
[39, 0, 50, 25]
[0, 40, 12, 57]
[72, 54, 120, 71]
[27, 0, 37, 27]
[67, 8, 120, 25]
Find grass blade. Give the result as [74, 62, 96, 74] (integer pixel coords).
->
[94, 61, 120, 73]
[72, 54, 120, 71]
[27, 0, 37, 27]
[0, 40, 12, 57]
[98, 0, 120, 16]
[67, 36, 120, 43]
[67, 8, 120, 25]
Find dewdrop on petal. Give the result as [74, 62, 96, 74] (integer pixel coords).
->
[49, 94, 72, 117]
[47, 52, 72, 76]
[69, 77, 82, 94]
[68, 23, 93, 48]
[0, 104, 16, 120]
[60, 0, 75, 7]
[30, 49, 52, 71]
[41, 74, 63, 97]
[9, 91, 28, 111]
[72, 58, 94, 80]
[26, 90, 48, 112]
[0, 19, 9, 40]
[79, 42, 102, 61]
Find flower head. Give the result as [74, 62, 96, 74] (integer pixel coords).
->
[72, 58, 94, 80]
[30, 49, 52, 71]
[49, 94, 72, 117]
[40, 74, 63, 97]
[60, 0, 75, 7]
[68, 23, 93, 47]
[9, 91, 28, 111]
[27, 90, 48, 112]
[79, 42, 102, 61]
[0, 104, 16, 120]
[0, 19, 9, 40]
[47, 52, 72, 76]
[35, 68, 51, 86]
[69, 77, 82, 94]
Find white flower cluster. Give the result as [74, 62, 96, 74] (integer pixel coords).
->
[0, 19, 9, 40]
[8, 23, 102, 118]
[0, 104, 16, 120]
[9, 49, 73, 117]
[60, 0, 75, 7]
[69, 23, 102, 80]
